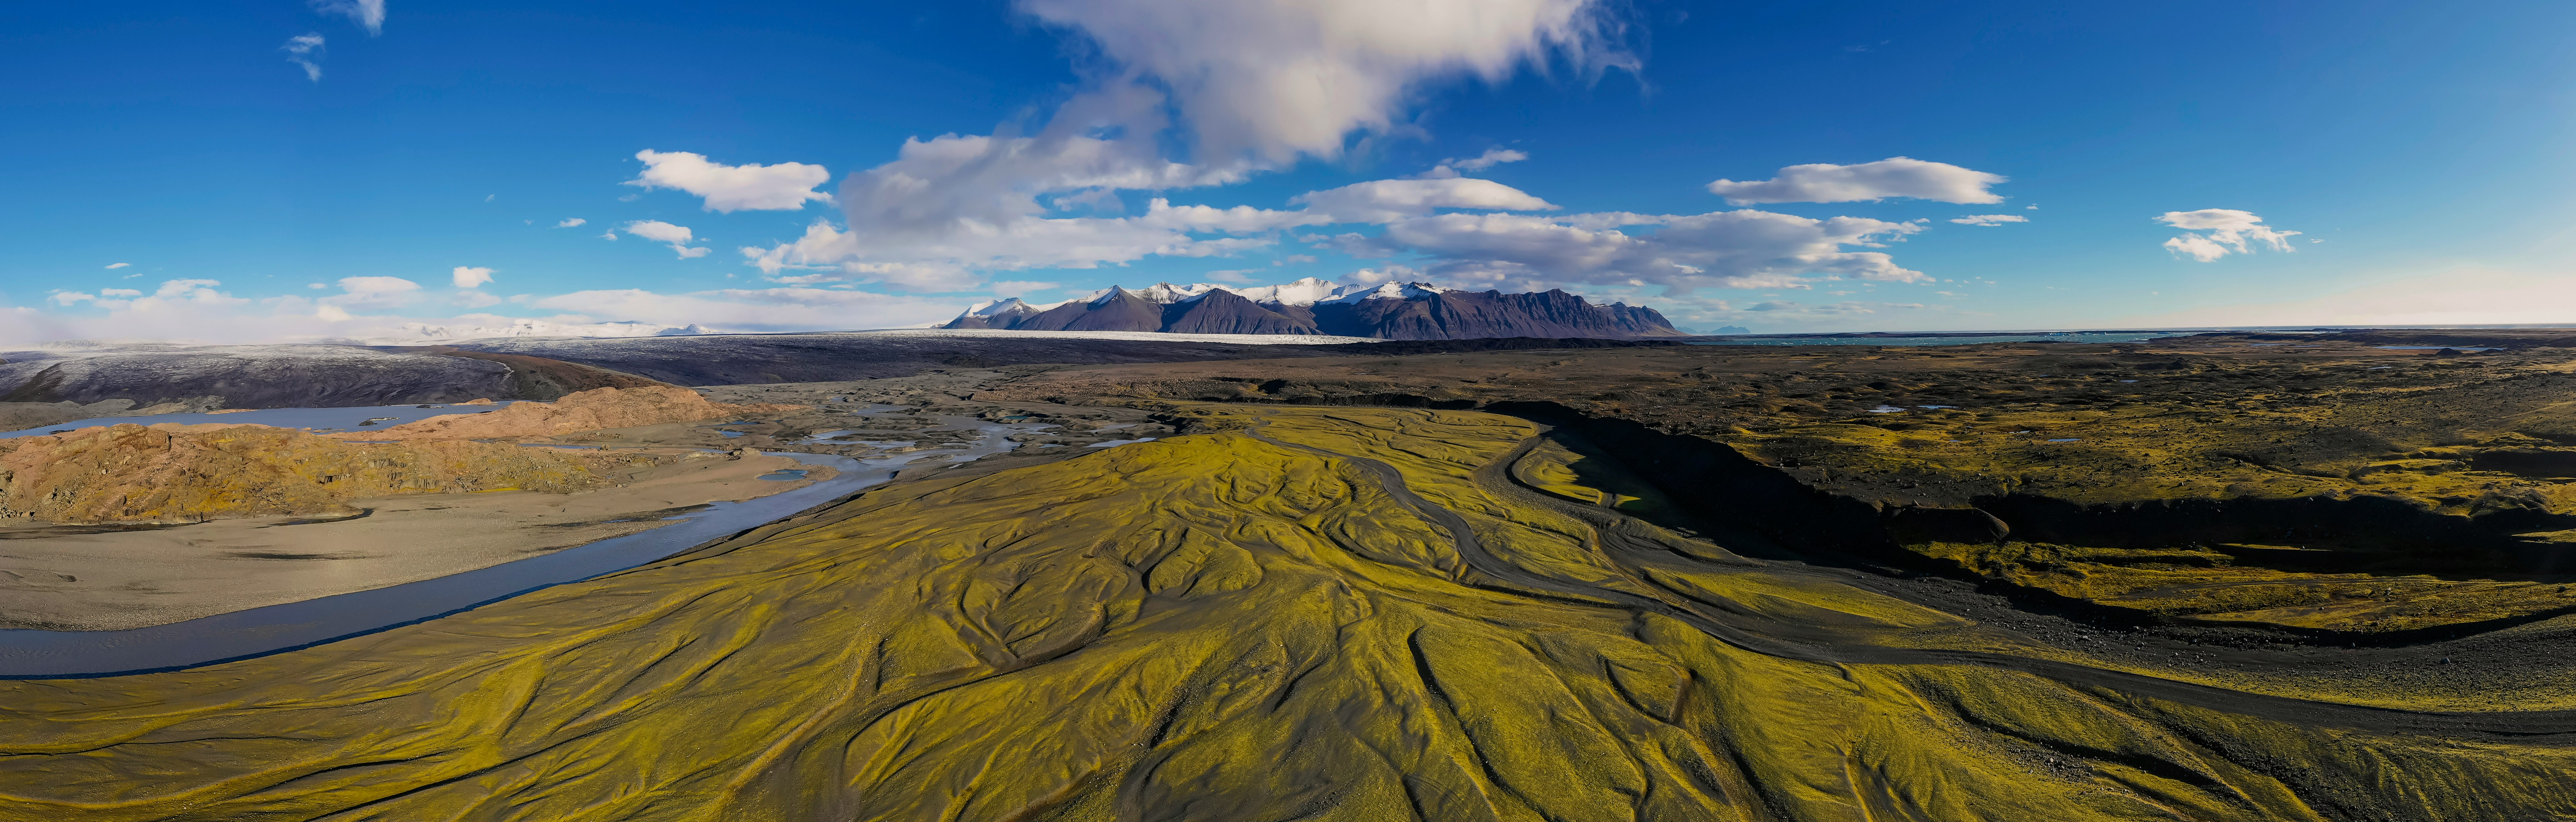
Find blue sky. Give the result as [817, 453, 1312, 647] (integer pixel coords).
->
[7, 1, 2574, 342]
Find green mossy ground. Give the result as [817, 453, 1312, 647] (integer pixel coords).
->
[1013, 336, 2576, 636]
[8, 406, 2566, 820]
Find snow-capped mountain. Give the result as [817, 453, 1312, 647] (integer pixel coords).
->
[943, 279, 1682, 340]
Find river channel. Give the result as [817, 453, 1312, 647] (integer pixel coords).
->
[0, 418, 1046, 678]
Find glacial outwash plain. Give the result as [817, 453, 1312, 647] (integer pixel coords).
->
[3, 330, 2575, 820]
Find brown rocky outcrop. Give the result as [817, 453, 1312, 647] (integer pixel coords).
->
[339, 386, 802, 441]
[0, 423, 659, 524]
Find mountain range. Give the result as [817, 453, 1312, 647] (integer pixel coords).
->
[943, 279, 1685, 340]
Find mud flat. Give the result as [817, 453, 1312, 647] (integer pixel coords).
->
[0, 409, 1052, 676]
[0, 449, 816, 631]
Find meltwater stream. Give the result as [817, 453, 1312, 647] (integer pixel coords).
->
[0, 420, 1046, 678]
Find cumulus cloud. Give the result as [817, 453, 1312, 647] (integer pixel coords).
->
[310, 0, 386, 35]
[1707, 157, 2007, 205]
[282, 33, 326, 82]
[626, 150, 832, 212]
[1361, 209, 1928, 294]
[748, 0, 1632, 290]
[2157, 209, 2300, 262]
[1950, 214, 2027, 226]
[557, 218, 585, 228]
[103, 262, 129, 269]
[623, 220, 711, 258]
[451, 266, 494, 288]
[100, 288, 141, 298]
[1019, 0, 1630, 165]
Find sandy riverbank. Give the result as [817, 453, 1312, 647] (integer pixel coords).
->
[0, 449, 819, 631]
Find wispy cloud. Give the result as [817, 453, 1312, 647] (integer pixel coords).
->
[310, 0, 386, 36]
[103, 262, 129, 269]
[1950, 214, 2027, 226]
[282, 33, 325, 82]
[556, 218, 586, 228]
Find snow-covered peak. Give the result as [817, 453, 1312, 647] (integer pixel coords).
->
[957, 297, 1037, 319]
[1071, 278, 1456, 308]
[1127, 283, 1215, 304]
[1318, 282, 1454, 304]
[1222, 277, 1344, 306]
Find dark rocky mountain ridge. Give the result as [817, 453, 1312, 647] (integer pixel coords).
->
[945, 282, 1684, 340]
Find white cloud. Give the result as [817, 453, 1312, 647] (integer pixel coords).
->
[626, 150, 832, 213]
[1706, 157, 2007, 205]
[2156, 209, 2300, 262]
[622, 220, 711, 258]
[1369, 209, 1929, 294]
[2163, 234, 2232, 263]
[1, 280, 960, 346]
[758, 0, 1632, 290]
[599, 230, 617, 241]
[103, 262, 129, 269]
[28, 279, 253, 324]
[156, 279, 226, 298]
[1018, 0, 1630, 166]
[282, 33, 325, 82]
[1950, 214, 2027, 226]
[557, 218, 586, 228]
[1448, 147, 1530, 171]
[1291, 177, 1557, 223]
[1419, 148, 1532, 178]
[310, 0, 386, 35]
[451, 266, 494, 288]
[308, 283, 327, 289]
